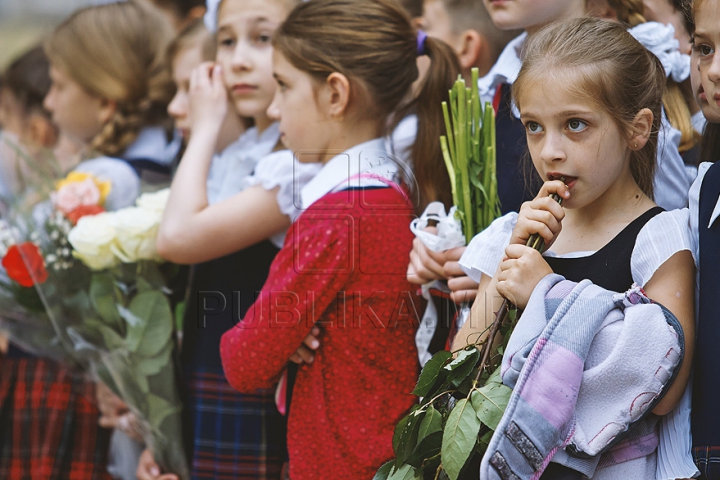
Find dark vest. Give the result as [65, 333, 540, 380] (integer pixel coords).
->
[692, 161, 720, 447]
[495, 83, 538, 215]
[544, 207, 663, 292]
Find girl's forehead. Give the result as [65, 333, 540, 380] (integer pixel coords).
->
[218, 0, 288, 27]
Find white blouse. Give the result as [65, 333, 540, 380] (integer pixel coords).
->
[243, 150, 321, 248]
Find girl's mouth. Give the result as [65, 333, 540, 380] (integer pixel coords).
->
[547, 173, 577, 188]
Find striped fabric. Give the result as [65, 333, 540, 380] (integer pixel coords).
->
[0, 356, 112, 480]
[184, 369, 285, 480]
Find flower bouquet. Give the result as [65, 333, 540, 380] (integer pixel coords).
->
[0, 175, 189, 479]
[379, 70, 516, 480]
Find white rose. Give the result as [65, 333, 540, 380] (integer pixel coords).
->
[68, 213, 119, 270]
[135, 188, 170, 213]
[110, 207, 162, 263]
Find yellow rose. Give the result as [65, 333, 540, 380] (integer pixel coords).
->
[56, 172, 112, 206]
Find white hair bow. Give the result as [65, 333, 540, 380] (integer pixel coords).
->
[204, 0, 221, 32]
[628, 21, 691, 82]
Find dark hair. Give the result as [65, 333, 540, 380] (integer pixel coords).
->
[150, 0, 205, 18]
[441, 0, 522, 60]
[514, 17, 666, 198]
[273, 0, 460, 212]
[2, 46, 51, 115]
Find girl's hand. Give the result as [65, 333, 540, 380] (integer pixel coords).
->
[189, 62, 228, 135]
[289, 326, 321, 365]
[407, 226, 447, 284]
[136, 448, 179, 480]
[510, 180, 568, 248]
[496, 244, 553, 309]
[444, 247, 479, 303]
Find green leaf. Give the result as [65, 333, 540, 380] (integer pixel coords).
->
[135, 341, 172, 376]
[418, 405, 443, 440]
[123, 291, 173, 357]
[407, 431, 442, 469]
[174, 301, 186, 332]
[412, 350, 452, 397]
[441, 398, 482, 480]
[394, 409, 425, 468]
[387, 464, 420, 480]
[99, 325, 125, 350]
[146, 392, 180, 430]
[471, 380, 512, 432]
[89, 273, 121, 327]
[478, 429, 493, 449]
[373, 461, 394, 480]
[445, 348, 480, 387]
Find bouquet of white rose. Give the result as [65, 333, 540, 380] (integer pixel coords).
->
[0, 182, 189, 479]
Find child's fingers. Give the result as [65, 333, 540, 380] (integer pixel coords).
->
[289, 346, 315, 365]
[211, 64, 226, 94]
[537, 179, 571, 201]
[302, 327, 321, 350]
[444, 246, 466, 263]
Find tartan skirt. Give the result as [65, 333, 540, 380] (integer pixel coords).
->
[0, 356, 112, 480]
[184, 369, 286, 480]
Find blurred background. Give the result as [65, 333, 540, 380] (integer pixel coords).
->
[0, 0, 94, 70]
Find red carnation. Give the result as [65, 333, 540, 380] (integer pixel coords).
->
[66, 204, 105, 225]
[2, 243, 49, 287]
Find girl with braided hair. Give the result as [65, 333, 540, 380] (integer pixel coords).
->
[0, 2, 179, 479]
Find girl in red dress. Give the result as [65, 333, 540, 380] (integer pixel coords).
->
[220, 0, 460, 478]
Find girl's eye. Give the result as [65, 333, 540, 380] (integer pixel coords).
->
[693, 42, 714, 57]
[253, 32, 273, 45]
[526, 121, 543, 134]
[218, 36, 235, 48]
[567, 119, 588, 133]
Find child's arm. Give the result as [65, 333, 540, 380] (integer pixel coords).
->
[220, 220, 353, 392]
[643, 250, 695, 416]
[157, 62, 289, 264]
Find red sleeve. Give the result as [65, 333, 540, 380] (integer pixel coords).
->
[220, 213, 354, 392]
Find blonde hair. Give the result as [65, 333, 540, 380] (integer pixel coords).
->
[608, 0, 700, 153]
[273, 0, 460, 212]
[514, 17, 665, 198]
[45, 1, 175, 156]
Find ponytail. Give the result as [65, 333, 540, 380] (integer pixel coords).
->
[394, 37, 459, 211]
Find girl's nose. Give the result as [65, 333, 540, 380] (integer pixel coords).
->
[708, 54, 720, 83]
[167, 91, 187, 120]
[266, 90, 280, 121]
[231, 43, 253, 71]
[539, 132, 566, 164]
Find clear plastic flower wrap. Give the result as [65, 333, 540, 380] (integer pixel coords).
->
[0, 184, 189, 479]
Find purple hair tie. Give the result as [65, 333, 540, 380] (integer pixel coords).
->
[417, 30, 428, 56]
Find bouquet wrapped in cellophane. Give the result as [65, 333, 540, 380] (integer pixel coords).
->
[0, 175, 189, 479]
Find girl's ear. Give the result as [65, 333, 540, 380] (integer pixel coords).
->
[629, 107, 653, 150]
[325, 72, 351, 119]
[98, 98, 117, 125]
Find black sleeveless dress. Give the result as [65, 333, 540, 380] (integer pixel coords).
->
[539, 206, 663, 480]
[179, 240, 286, 479]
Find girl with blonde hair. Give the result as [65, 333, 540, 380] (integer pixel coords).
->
[0, 2, 178, 479]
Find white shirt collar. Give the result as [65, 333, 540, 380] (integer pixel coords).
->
[300, 138, 397, 210]
[477, 32, 526, 105]
[123, 126, 181, 165]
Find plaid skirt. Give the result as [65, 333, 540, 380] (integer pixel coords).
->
[184, 369, 286, 480]
[0, 356, 112, 480]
